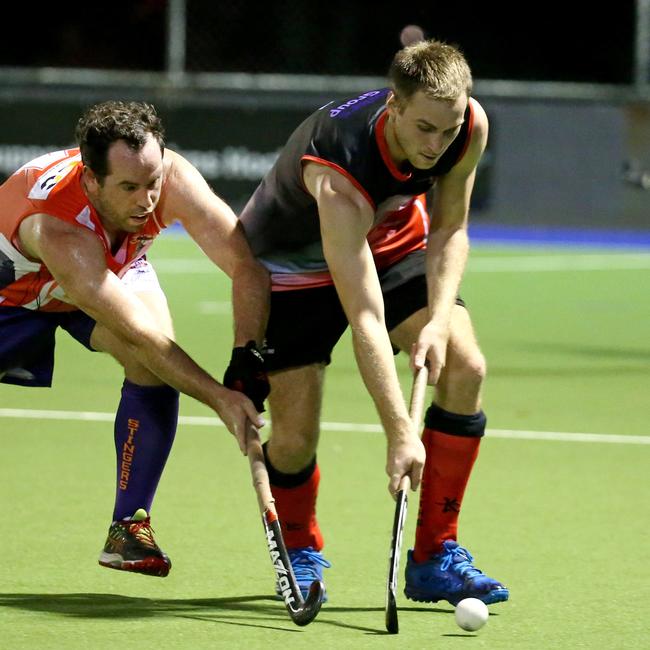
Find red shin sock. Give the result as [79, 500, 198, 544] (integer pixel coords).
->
[413, 428, 480, 562]
[271, 464, 324, 550]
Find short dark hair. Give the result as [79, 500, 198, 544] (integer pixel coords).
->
[75, 101, 165, 179]
[389, 39, 472, 103]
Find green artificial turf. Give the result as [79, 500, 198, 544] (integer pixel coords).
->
[1, 235, 648, 649]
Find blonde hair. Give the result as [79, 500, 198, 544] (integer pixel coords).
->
[389, 39, 472, 103]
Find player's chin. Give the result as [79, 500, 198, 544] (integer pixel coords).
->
[413, 154, 438, 169]
[126, 215, 150, 230]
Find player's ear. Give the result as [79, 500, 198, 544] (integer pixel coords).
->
[386, 92, 402, 117]
[82, 165, 101, 190]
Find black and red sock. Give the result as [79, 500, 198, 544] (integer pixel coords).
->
[263, 442, 323, 550]
[413, 403, 485, 563]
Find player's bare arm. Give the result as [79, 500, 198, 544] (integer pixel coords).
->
[160, 149, 270, 346]
[17, 213, 263, 450]
[303, 162, 425, 494]
[415, 99, 489, 383]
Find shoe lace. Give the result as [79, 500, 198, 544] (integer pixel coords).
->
[288, 548, 331, 581]
[128, 520, 157, 550]
[440, 545, 483, 580]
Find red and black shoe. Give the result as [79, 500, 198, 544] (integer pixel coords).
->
[98, 509, 171, 577]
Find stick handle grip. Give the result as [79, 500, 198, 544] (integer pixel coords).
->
[397, 366, 429, 494]
[397, 474, 411, 493]
[245, 422, 276, 516]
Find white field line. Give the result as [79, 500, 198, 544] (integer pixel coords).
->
[150, 253, 650, 275]
[468, 253, 650, 272]
[0, 408, 647, 445]
[197, 300, 231, 314]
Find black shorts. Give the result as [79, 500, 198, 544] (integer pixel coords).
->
[263, 250, 465, 371]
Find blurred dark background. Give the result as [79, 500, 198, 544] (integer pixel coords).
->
[0, 1, 637, 83]
[0, 1, 647, 235]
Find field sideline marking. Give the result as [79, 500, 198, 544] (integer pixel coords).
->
[0, 408, 648, 445]
[150, 253, 650, 275]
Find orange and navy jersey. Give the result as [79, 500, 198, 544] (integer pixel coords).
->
[239, 88, 474, 290]
[0, 148, 166, 312]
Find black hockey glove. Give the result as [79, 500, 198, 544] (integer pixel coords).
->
[223, 340, 270, 412]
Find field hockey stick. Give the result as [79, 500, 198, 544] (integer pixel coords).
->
[245, 422, 325, 626]
[385, 365, 429, 634]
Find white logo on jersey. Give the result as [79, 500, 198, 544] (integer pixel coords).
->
[27, 153, 81, 200]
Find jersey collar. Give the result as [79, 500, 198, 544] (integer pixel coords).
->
[375, 110, 412, 182]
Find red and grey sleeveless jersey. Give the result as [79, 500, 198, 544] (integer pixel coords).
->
[0, 148, 166, 312]
[239, 88, 474, 290]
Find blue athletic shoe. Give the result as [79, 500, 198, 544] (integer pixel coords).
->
[275, 547, 331, 602]
[404, 540, 509, 606]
